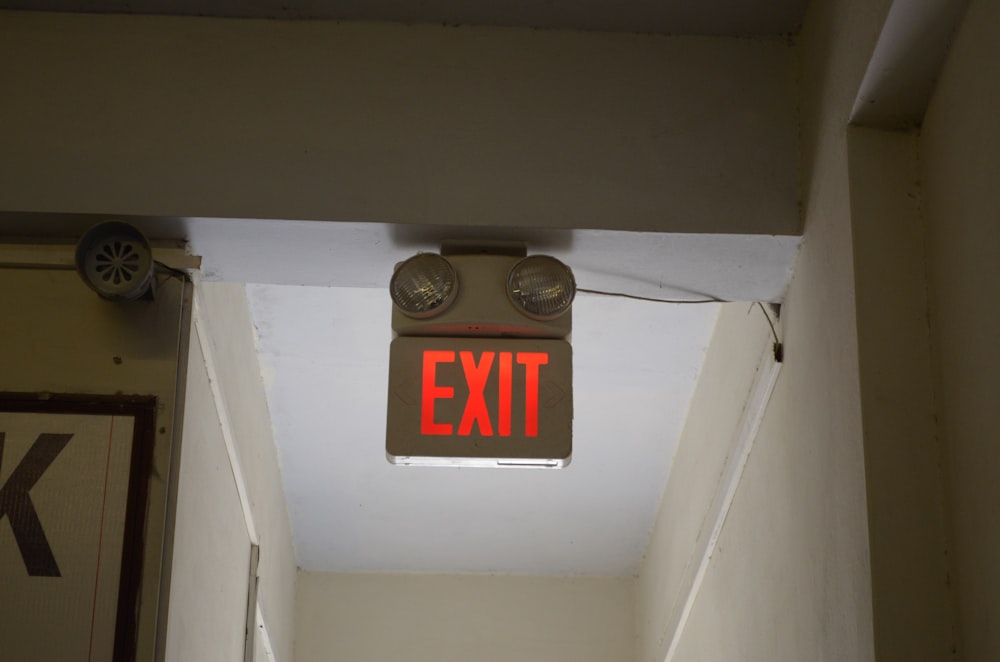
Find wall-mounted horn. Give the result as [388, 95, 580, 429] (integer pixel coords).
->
[74, 221, 155, 301]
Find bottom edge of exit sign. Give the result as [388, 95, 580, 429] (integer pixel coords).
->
[386, 452, 571, 469]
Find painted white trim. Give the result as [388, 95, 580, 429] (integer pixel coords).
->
[190, 272, 261, 545]
[255, 602, 277, 662]
[662, 341, 782, 662]
[192, 274, 281, 660]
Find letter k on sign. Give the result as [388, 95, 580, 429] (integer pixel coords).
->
[0, 433, 72, 577]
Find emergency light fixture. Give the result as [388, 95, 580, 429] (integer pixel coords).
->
[386, 245, 575, 469]
[389, 249, 575, 338]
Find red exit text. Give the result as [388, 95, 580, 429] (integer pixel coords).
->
[421, 350, 548, 437]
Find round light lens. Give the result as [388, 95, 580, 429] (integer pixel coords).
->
[390, 253, 458, 318]
[507, 255, 576, 319]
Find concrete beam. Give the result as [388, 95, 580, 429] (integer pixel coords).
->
[0, 11, 799, 236]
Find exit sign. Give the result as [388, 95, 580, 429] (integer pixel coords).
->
[386, 337, 572, 467]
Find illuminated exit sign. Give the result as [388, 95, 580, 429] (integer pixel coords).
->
[386, 337, 572, 467]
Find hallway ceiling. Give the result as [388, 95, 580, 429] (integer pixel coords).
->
[0, 211, 797, 575]
[179, 219, 798, 576]
[247, 282, 721, 575]
[0, 0, 807, 36]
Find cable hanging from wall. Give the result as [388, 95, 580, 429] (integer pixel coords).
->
[578, 286, 783, 363]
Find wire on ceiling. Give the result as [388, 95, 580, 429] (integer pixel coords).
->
[577, 287, 724, 304]
[578, 286, 783, 363]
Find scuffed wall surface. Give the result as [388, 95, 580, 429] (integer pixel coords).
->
[636, 303, 767, 661]
[638, 0, 891, 659]
[847, 126, 953, 660]
[194, 282, 297, 662]
[166, 328, 252, 662]
[921, 0, 1000, 657]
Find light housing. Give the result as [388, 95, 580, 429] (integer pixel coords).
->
[390, 249, 573, 339]
[506, 255, 576, 320]
[389, 253, 458, 319]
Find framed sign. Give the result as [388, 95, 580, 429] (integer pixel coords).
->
[0, 394, 155, 662]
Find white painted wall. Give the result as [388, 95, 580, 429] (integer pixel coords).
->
[636, 304, 774, 661]
[846, 126, 953, 660]
[169, 282, 298, 662]
[295, 571, 635, 662]
[0, 11, 798, 237]
[636, 0, 895, 658]
[920, 0, 1000, 657]
[166, 327, 253, 662]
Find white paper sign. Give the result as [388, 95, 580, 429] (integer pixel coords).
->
[0, 411, 136, 661]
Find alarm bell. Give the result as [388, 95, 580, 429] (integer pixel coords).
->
[74, 221, 155, 301]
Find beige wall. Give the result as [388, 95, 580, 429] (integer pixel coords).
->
[636, 303, 772, 661]
[167, 281, 297, 661]
[0, 256, 295, 661]
[165, 327, 253, 662]
[920, 0, 1000, 658]
[197, 282, 298, 661]
[636, 0, 900, 659]
[846, 126, 953, 661]
[296, 571, 634, 662]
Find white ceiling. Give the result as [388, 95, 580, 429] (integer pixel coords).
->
[182, 219, 797, 576]
[248, 284, 720, 575]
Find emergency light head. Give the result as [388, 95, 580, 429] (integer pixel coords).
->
[506, 255, 576, 320]
[390, 253, 458, 319]
[389, 246, 576, 339]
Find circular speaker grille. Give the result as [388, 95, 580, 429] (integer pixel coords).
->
[76, 222, 155, 301]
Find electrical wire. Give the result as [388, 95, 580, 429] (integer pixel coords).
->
[754, 302, 779, 346]
[578, 286, 784, 362]
[154, 260, 191, 280]
[753, 301, 784, 363]
[577, 288, 725, 304]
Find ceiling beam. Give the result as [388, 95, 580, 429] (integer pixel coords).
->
[0, 11, 799, 237]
